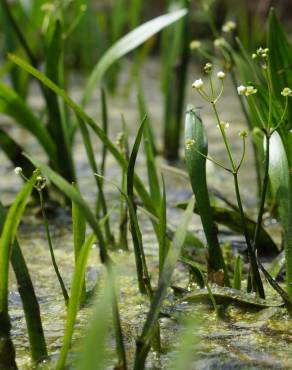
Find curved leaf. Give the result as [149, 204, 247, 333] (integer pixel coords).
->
[0, 81, 57, 162]
[177, 286, 284, 308]
[9, 53, 155, 214]
[82, 8, 187, 105]
[269, 131, 292, 296]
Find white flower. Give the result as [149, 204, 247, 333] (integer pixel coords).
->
[281, 87, 292, 97]
[237, 85, 247, 95]
[222, 21, 236, 33]
[245, 86, 257, 96]
[237, 85, 257, 96]
[14, 167, 22, 175]
[190, 40, 201, 50]
[217, 71, 226, 80]
[204, 63, 213, 73]
[214, 38, 225, 48]
[192, 79, 204, 89]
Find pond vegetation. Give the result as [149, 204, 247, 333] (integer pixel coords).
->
[0, 0, 292, 369]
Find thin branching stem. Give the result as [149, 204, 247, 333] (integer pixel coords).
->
[211, 102, 265, 297]
[38, 190, 69, 305]
[236, 137, 246, 172]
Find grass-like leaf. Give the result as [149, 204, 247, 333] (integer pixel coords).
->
[76, 270, 114, 370]
[82, 8, 187, 105]
[9, 53, 156, 216]
[0, 127, 35, 178]
[0, 169, 39, 313]
[56, 234, 96, 370]
[0, 169, 39, 369]
[0, 81, 57, 162]
[0, 202, 47, 363]
[134, 196, 195, 369]
[24, 155, 109, 264]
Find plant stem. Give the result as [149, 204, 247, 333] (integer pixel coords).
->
[211, 102, 265, 298]
[229, 66, 262, 201]
[39, 190, 69, 305]
[233, 172, 265, 298]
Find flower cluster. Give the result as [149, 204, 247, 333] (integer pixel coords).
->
[185, 139, 195, 150]
[281, 87, 292, 97]
[252, 47, 269, 60]
[222, 21, 236, 33]
[204, 62, 213, 74]
[189, 40, 201, 51]
[237, 85, 257, 96]
[214, 38, 226, 48]
[239, 130, 248, 139]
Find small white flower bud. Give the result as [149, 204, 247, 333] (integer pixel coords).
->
[214, 38, 225, 48]
[237, 85, 246, 95]
[192, 78, 204, 89]
[14, 167, 22, 175]
[189, 40, 201, 50]
[222, 21, 236, 33]
[217, 71, 226, 80]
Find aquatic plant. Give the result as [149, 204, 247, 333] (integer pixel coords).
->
[1, 2, 292, 369]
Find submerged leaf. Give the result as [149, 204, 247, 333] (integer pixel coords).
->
[176, 201, 279, 255]
[178, 286, 284, 308]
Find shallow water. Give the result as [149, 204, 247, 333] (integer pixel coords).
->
[1, 60, 291, 369]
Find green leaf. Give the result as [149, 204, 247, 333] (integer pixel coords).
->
[138, 88, 160, 205]
[177, 286, 284, 308]
[9, 53, 155, 216]
[76, 270, 114, 370]
[0, 202, 47, 362]
[72, 183, 86, 302]
[82, 8, 187, 105]
[0, 81, 57, 162]
[44, 18, 75, 182]
[24, 155, 109, 265]
[0, 127, 35, 177]
[0, 169, 39, 313]
[134, 197, 195, 368]
[269, 131, 292, 296]
[126, 117, 150, 294]
[56, 234, 96, 370]
[268, 9, 292, 101]
[184, 106, 228, 283]
[176, 201, 279, 256]
[233, 255, 242, 291]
